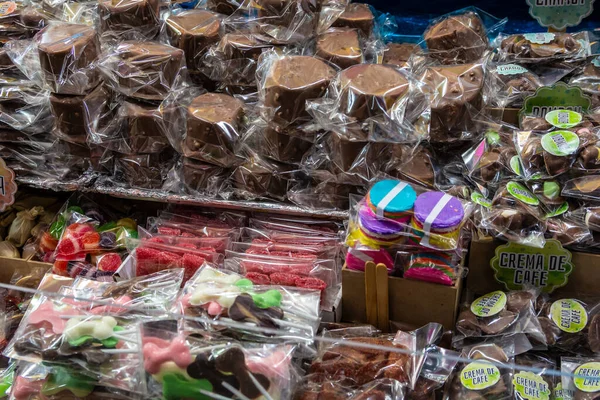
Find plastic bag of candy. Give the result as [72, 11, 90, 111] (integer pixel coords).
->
[176, 265, 321, 343]
[560, 357, 600, 400]
[141, 319, 298, 400]
[498, 32, 590, 64]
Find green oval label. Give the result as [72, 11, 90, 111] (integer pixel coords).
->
[460, 362, 501, 390]
[507, 181, 540, 206]
[523, 33, 555, 44]
[541, 131, 580, 156]
[550, 299, 588, 333]
[574, 362, 600, 393]
[545, 109, 583, 129]
[545, 202, 569, 218]
[497, 64, 529, 76]
[553, 382, 574, 400]
[513, 371, 551, 400]
[471, 192, 492, 208]
[510, 156, 523, 176]
[471, 290, 507, 317]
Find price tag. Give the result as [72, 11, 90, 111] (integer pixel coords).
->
[0, 158, 16, 212]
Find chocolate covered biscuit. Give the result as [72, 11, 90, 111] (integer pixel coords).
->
[339, 63, 408, 120]
[166, 10, 222, 72]
[263, 55, 334, 124]
[501, 33, 582, 60]
[424, 12, 488, 64]
[315, 29, 362, 69]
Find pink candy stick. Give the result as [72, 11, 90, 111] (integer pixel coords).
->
[27, 301, 74, 334]
[143, 336, 193, 374]
[13, 377, 46, 400]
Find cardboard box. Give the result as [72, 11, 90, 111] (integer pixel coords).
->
[342, 263, 463, 331]
[0, 256, 51, 284]
[468, 239, 600, 296]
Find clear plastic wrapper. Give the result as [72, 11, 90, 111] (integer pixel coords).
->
[443, 338, 523, 400]
[97, 0, 162, 39]
[380, 41, 419, 69]
[163, 207, 247, 229]
[307, 325, 419, 389]
[231, 240, 339, 262]
[98, 41, 186, 101]
[422, 9, 492, 65]
[421, 62, 485, 143]
[4, 295, 144, 392]
[318, 2, 374, 37]
[230, 149, 294, 201]
[454, 289, 544, 348]
[177, 265, 321, 343]
[242, 0, 319, 44]
[200, 31, 280, 91]
[141, 320, 297, 400]
[400, 246, 466, 286]
[257, 50, 336, 127]
[498, 32, 590, 64]
[164, 9, 223, 74]
[384, 144, 437, 189]
[34, 22, 101, 95]
[223, 249, 338, 310]
[314, 27, 364, 69]
[515, 124, 598, 180]
[146, 212, 241, 240]
[510, 353, 556, 400]
[165, 156, 230, 196]
[111, 150, 176, 190]
[561, 357, 600, 400]
[293, 376, 406, 399]
[570, 56, 600, 106]
[0, 77, 52, 134]
[10, 362, 137, 399]
[408, 346, 459, 400]
[536, 295, 600, 355]
[138, 225, 232, 254]
[248, 216, 342, 238]
[43, 139, 108, 181]
[124, 238, 224, 281]
[563, 176, 600, 203]
[545, 214, 593, 248]
[346, 180, 472, 252]
[481, 181, 547, 248]
[462, 125, 518, 192]
[287, 177, 365, 210]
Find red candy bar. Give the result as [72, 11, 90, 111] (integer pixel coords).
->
[296, 277, 327, 291]
[158, 227, 182, 236]
[246, 272, 271, 285]
[270, 273, 301, 287]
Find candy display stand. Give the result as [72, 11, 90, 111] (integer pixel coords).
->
[0, 256, 51, 284]
[342, 262, 463, 331]
[467, 239, 600, 296]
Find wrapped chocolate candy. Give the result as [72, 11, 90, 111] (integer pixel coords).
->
[454, 290, 543, 348]
[511, 354, 555, 400]
[382, 42, 419, 68]
[482, 181, 546, 247]
[499, 32, 589, 63]
[536, 296, 600, 354]
[330, 3, 374, 36]
[98, 0, 161, 38]
[424, 11, 489, 64]
[489, 63, 542, 108]
[315, 28, 363, 69]
[561, 357, 600, 399]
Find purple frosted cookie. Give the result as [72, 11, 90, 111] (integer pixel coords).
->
[413, 192, 464, 233]
[358, 204, 406, 242]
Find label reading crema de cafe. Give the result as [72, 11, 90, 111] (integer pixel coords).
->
[460, 362, 501, 390]
[574, 363, 600, 393]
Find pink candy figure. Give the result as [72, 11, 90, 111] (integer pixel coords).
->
[143, 336, 193, 375]
[12, 377, 46, 400]
[28, 301, 77, 334]
[90, 295, 133, 315]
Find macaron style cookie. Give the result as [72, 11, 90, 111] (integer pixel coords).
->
[411, 191, 464, 249]
[366, 179, 417, 220]
[358, 204, 405, 245]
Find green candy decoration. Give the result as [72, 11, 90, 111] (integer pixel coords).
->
[485, 130, 501, 146]
[49, 215, 66, 240]
[162, 374, 213, 400]
[68, 326, 124, 348]
[235, 279, 254, 290]
[98, 221, 117, 232]
[41, 366, 95, 397]
[0, 369, 13, 397]
[543, 181, 561, 200]
[252, 290, 283, 308]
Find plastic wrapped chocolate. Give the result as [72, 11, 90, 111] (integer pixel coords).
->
[570, 57, 600, 107]
[231, 151, 292, 200]
[36, 22, 101, 94]
[382, 42, 419, 67]
[49, 84, 110, 144]
[499, 32, 590, 63]
[330, 3, 374, 36]
[248, 0, 319, 42]
[98, 0, 161, 38]
[482, 181, 546, 247]
[489, 63, 542, 108]
[165, 9, 223, 73]
[180, 92, 245, 167]
[315, 28, 363, 69]
[113, 151, 174, 189]
[385, 144, 436, 189]
[424, 11, 488, 64]
[99, 41, 186, 101]
[561, 357, 600, 400]
[422, 63, 484, 143]
[175, 157, 230, 196]
[259, 53, 336, 126]
[0, 78, 53, 134]
[288, 178, 363, 210]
